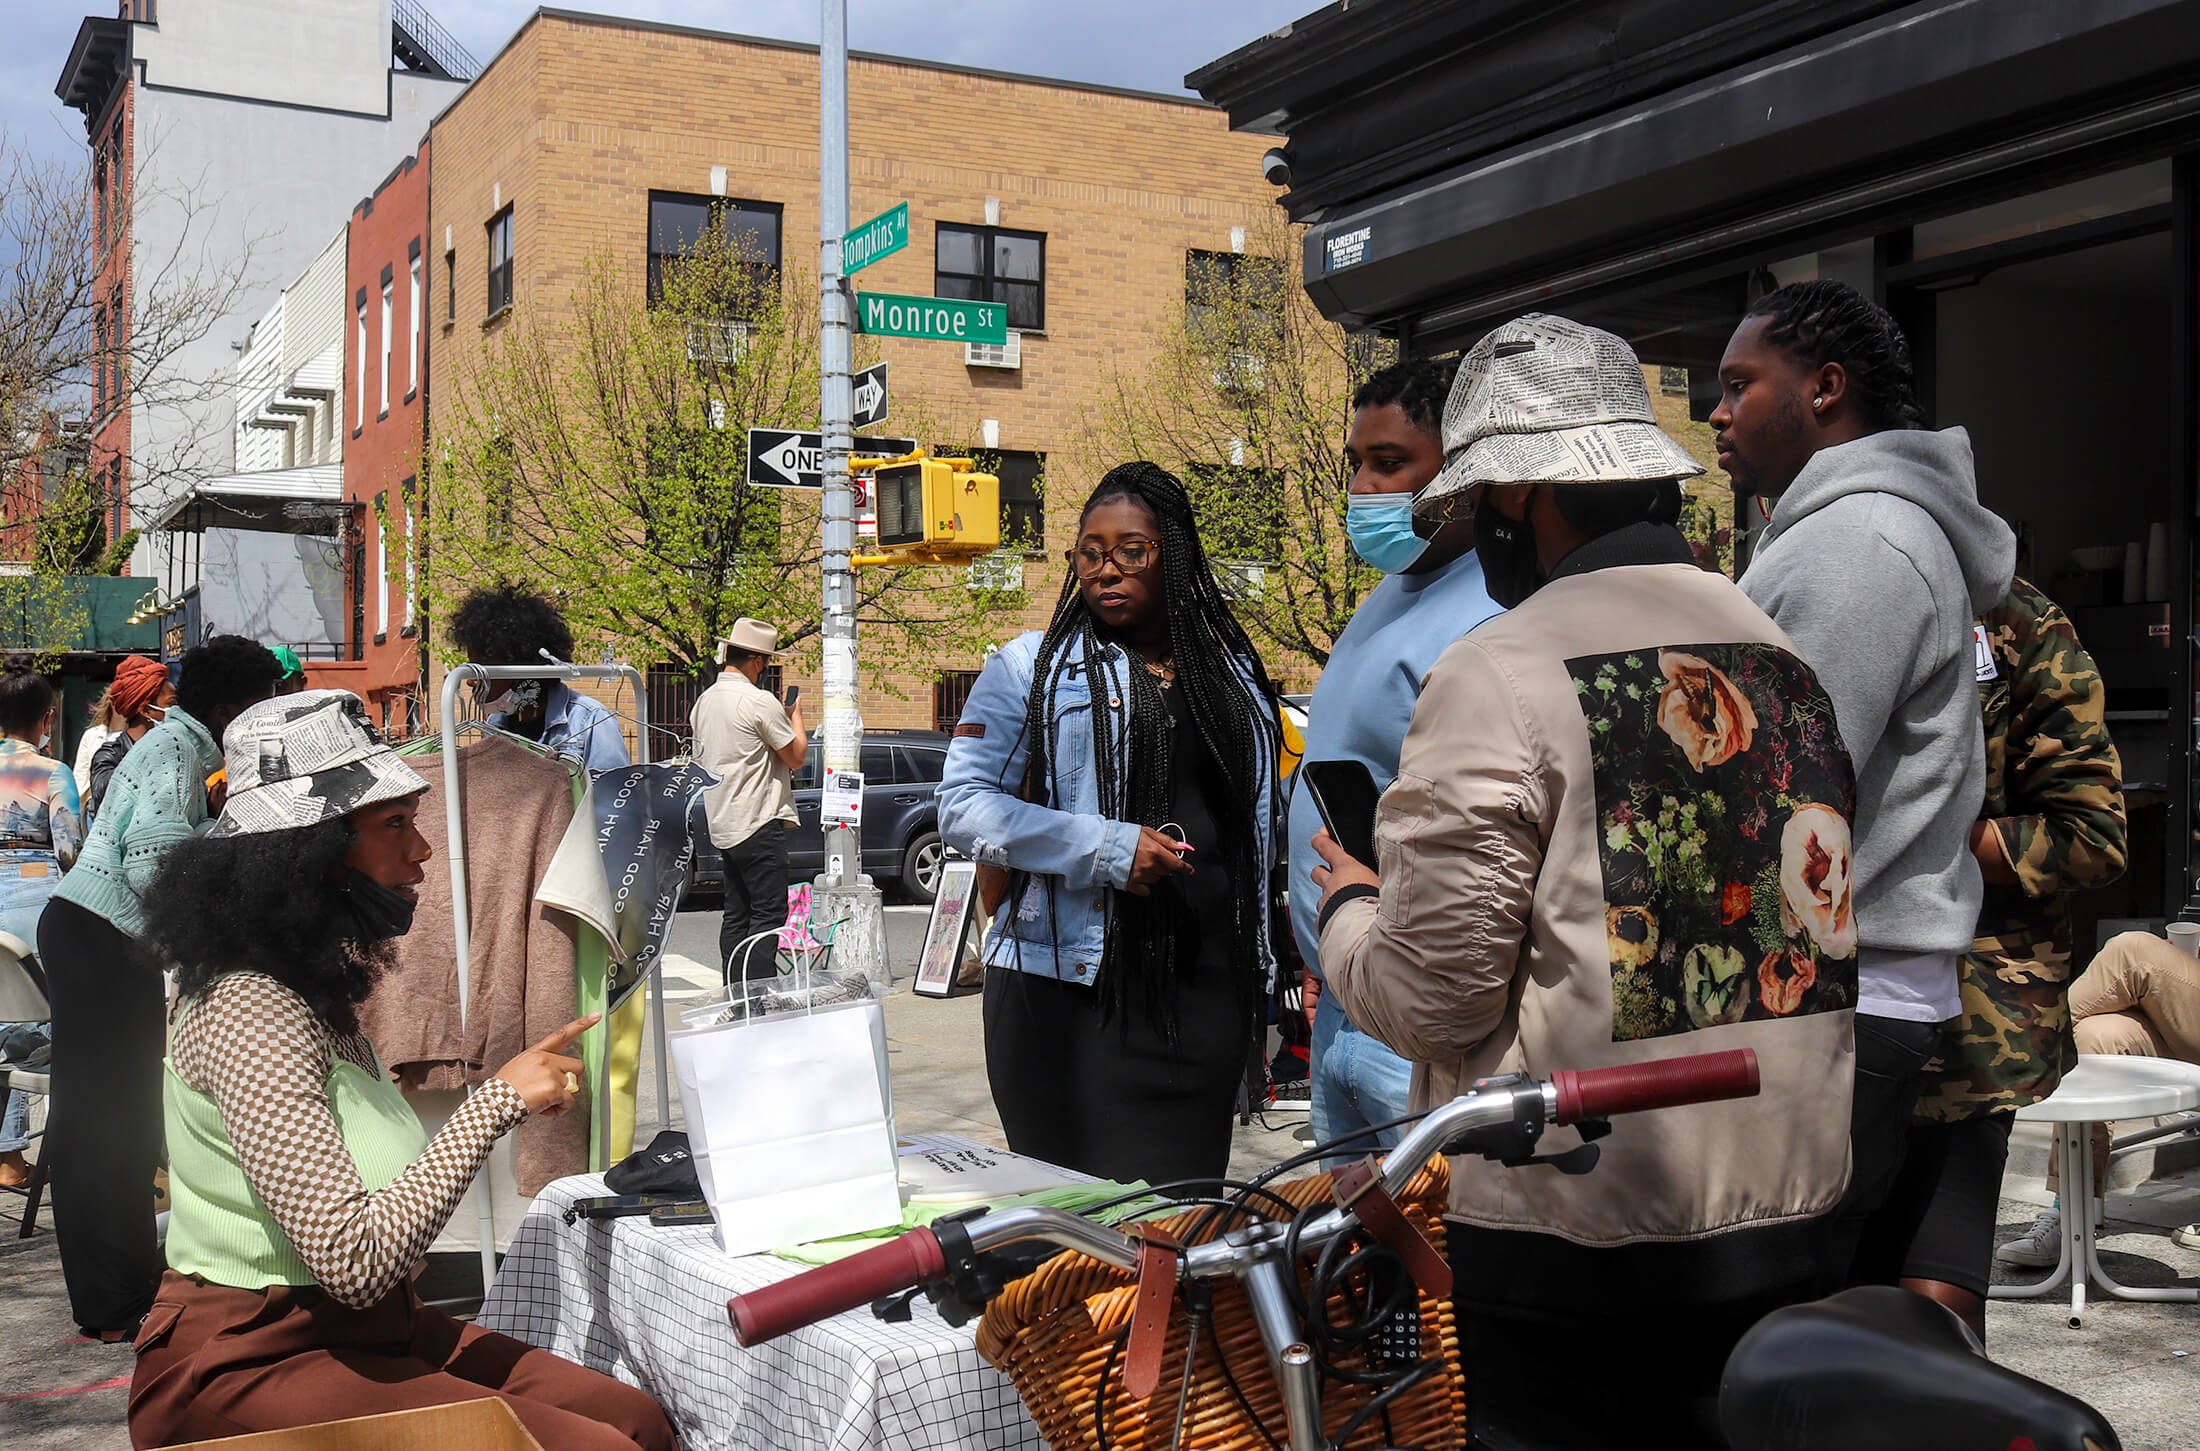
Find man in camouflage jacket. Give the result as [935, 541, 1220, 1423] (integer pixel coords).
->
[1924, 581, 2127, 1118]
[1858, 577, 2124, 1333]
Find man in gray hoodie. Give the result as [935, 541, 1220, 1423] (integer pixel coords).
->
[1716, 280, 2016, 1282]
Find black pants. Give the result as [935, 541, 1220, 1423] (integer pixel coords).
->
[1448, 1232, 1806, 1451]
[40, 896, 166, 1336]
[718, 821, 790, 984]
[1827, 1013, 1943, 1288]
[1853, 1112, 2015, 1298]
[982, 965, 1249, 1188]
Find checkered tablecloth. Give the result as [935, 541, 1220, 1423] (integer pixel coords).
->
[477, 1168, 1044, 1451]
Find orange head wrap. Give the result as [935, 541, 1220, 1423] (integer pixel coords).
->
[111, 655, 168, 721]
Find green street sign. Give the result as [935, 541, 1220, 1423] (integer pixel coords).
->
[855, 291, 1007, 345]
[841, 203, 909, 275]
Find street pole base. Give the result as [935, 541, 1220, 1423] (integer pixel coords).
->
[812, 876, 890, 997]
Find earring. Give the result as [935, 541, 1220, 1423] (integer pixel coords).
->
[1812, 397, 1825, 412]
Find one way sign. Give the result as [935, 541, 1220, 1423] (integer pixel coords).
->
[852, 362, 889, 429]
[747, 429, 915, 489]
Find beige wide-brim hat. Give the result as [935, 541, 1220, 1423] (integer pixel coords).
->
[1418, 312, 1704, 513]
[717, 617, 783, 661]
[209, 690, 428, 838]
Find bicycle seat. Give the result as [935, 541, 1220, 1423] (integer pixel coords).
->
[1720, 1286, 2118, 1451]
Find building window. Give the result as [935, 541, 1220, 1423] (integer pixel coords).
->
[445, 247, 456, 322]
[373, 491, 390, 643]
[1185, 463, 1284, 565]
[94, 303, 108, 419]
[933, 670, 982, 732]
[401, 481, 417, 635]
[935, 224, 1045, 332]
[949, 446, 1044, 550]
[407, 243, 422, 397]
[1185, 249, 1286, 351]
[486, 206, 514, 316]
[647, 192, 782, 311]
[354, 292, 368, 431]
[378, 268, 394, 418]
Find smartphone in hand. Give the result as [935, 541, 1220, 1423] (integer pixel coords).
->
[781, 684, 803, 712]
[1301, 759, 1383, 871]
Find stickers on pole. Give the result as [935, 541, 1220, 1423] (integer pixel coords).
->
[822, 768, 864, 827]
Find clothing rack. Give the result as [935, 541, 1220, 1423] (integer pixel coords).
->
[436, 661, 667, 1294]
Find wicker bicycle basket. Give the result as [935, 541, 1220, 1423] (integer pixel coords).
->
[974, 1156, 1464, 1451]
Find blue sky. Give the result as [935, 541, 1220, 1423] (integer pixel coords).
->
[6, 1, 1311, 168]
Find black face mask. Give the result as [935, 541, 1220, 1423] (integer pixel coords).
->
[344, 869, 418, 941]
[1475, 493, 1546, 609]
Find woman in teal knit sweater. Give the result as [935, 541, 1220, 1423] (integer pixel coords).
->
[127, 691, 674, 1451]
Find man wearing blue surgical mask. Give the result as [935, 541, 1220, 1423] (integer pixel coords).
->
[1290, 356, 1500, 1163]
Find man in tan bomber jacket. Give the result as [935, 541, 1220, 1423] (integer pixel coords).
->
[1311, 316, 1858, 1450]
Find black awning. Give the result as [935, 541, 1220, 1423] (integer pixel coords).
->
[1261, 0, 2200, 343]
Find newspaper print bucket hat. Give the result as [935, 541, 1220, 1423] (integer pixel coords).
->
[1419, 313, 1704, 511]
[209, 689, 429, 838]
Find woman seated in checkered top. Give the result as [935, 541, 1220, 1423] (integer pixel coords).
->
[125, 690, 674, 1451]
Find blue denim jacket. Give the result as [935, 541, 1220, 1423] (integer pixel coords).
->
[937, 630, 1280, 989]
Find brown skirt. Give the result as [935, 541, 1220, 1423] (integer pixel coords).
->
[128, 1269, 676, 1451]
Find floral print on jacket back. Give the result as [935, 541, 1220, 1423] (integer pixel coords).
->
[1567, 643, 1859, 1041]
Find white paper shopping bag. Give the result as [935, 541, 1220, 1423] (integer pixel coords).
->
[670, 996, 902, 1257]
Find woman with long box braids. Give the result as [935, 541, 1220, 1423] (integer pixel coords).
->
[938, 462, 1282, 1185]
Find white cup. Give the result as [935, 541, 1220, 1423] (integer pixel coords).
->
[2167, 922, 2200, 957]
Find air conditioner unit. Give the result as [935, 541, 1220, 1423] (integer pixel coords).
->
[687, 319, 750, 366]
[1215, 561, 1266, 600]
[965, 552, 1023, 592]
[1213, 350, 1267, 393]
[965, 331, 1022, 370]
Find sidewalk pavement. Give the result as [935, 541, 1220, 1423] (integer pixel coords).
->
[5, 907, 2197, 1448]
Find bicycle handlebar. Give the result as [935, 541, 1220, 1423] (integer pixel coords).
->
[728, 1227, 946, 1347]
[725, 1048, 1763, 1347]
[1551, 1047, 1759, 1125]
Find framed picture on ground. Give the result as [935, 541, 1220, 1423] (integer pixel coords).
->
[913, 858, 982, 998]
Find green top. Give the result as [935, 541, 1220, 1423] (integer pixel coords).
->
[1915, 578, 2128, 1122]
[52, 706, 221, 936]
[163, 1029, 428, 1290]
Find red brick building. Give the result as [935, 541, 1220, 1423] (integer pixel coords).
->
[343, 140, 432, 736]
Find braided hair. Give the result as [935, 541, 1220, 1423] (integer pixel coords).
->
[1352, 355, 1458, 434]
[1016, 462, 1279, 1034]
[1745, 280, 1927, 431]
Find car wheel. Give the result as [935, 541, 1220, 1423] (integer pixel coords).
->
[901, 830, 945, 904]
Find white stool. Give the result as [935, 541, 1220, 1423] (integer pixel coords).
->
[1989, 1053, 2200, 1325]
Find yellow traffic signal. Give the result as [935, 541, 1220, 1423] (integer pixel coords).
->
[851, 450, 1000, 567]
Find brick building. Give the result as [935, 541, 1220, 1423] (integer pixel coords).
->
[53, 0, 471, 584]
[425, 9, 1282, 737]
[344, 140, 434, 735]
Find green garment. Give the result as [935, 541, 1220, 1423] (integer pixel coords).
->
[771, 1179, 1157, 1266]
[163, 1018, 428, 1290]
[1915, 578, 2129, 1122]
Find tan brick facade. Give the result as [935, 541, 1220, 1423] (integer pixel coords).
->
[427, 13, 1280, 737]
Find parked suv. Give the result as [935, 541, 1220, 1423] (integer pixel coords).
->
[688, 728, 951, 904]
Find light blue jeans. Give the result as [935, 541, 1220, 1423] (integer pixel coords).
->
[0, 1021, 48, 1154]
[1309, 989, 1415, 1167]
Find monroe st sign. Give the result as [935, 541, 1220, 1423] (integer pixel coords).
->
[854, 291, 1007, 346]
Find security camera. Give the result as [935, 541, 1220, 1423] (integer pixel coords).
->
[1262, 148, 1291, 187]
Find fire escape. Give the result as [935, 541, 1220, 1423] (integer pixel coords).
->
[390, 0, 480, 81]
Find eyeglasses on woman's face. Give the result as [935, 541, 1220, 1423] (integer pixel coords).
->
[1066, 538, 1162, 578]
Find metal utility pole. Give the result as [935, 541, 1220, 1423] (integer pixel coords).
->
[813, 0, 887, 993]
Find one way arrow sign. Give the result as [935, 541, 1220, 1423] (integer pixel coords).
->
[851, 362, 889, 428]
[746, 428, 915, 489]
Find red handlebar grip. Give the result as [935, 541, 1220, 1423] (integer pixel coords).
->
[727, 1227, 947, 1347]
[1551, 1048, 1760, 1125]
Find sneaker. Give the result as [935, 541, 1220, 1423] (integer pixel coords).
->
[1996, 1206, 2065, 1267]
[2172, 1223, 2200, 1252]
